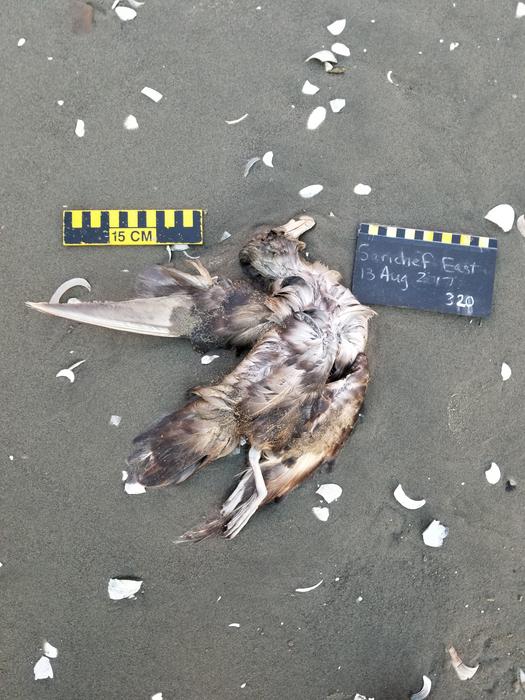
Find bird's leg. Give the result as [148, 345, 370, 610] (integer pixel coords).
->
[249, 447, 267, 501]
[225, 446, 267, 538]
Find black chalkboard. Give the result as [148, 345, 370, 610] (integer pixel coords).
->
[351, 223, 498, 317]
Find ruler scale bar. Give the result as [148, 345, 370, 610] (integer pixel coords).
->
[63, 209, 204, 246]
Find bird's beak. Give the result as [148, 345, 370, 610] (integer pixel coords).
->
[272, 215, 315, 239]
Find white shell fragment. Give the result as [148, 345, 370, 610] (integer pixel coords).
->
[75, 119, 85, 138]
[43, 641, 58, 658]
[262, 151, 274, 167]
[501, 362, 512, 381]
[448, 646, 479, 680]
[220, 231, 231, 241]
[122, 470, 128, 481]
[18, 37, 26, 47]
[305, 50, 338, 65]
[57, 100, 64, 106]
[422, 520, 448, 547]
[124, 114, 139, 130]
[316, 483, 342, 503]
[49, 277, 91, 304]
[228, 623, 240, 628]
[201, 354, 220, 365]
[151, 694, 163, 700]
[110, 415, 122, 427]
[244, 156, 260, 177]
[225, 113, 248, 125]
[517, 2, 525, 18]
[517, 214, 525, 237]
[302, 80, 319, 95]
[331, 42, 350, 57]
[329, 98, 346, 113]
[124, 481, 146, 495]
[128, 0, 145, 7]
[327, 19, 346, 35]
[34, 656, 53, 680]
[299, 184, 323, 199]
[387, 70, 400, 86]
[394, 484, 426, 510]
[484, 203, 515, 232]
[114, 6, 137, 21]
[312, 506, 330, 521]
[56, 360, 86, 384]
[141, 86, 163, 102]
[449, 42, 459, 51]
[485, 462, 501, 485]
[307, 106, 326, 130]
[353, 183, 371, 195]
[108, 578, 143, 600]
[295, 579, 323, 593]
[411, 675, 431, 700]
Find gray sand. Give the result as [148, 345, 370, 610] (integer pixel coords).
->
[2, 1, 525, 698]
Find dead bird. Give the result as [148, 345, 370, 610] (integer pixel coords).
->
[27, 215, 374, 538]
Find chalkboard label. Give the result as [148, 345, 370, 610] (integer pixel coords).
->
[351, 223, 497, 317]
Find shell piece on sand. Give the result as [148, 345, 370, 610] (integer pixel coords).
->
[447, 646, 479, 680]
[387, 70, 400, 86]
[124, 114, 139, 130]
[151, 694, 163, 700]
[141, 86, 163, 102]
[330, 98, 346, 113]
[449, 42, 459, 51]
[501, 362, 512, 381]
[125, 481, 146, 495]
[485, 462, 501, 484]
[307, 106, 326, 130]
[312, 506, 329, 521]
[115, 6, 137, 20]
[422, 519, 448, 547]
[228, 623, 240, 628]
[201, 354, 219, 365]
[34, 656, 53, 680]
[75, 119, 85, 137]
[295, 579, 323, 593]
[394, 484, 426, 510]
[220, 231, 231, 241]
[262, 150, 274, 167]
[516, 2, 525, 18]
[244, 156, 260, 177]
[316, 483, 342, 503]
[225, 113, 248, 124]
[110, 415, 122, 427]
[18, 37, 26, 47]
[128, 0, 145, 7]
[108, 577, 143, 600]
[411, 675, 431, 699]
[517, 214, 525, 237]
[49, 277, 91, 304]
[56, 360, 86, 383]
[484, 203, 515, 232]
[331, 42, 350, 57]
[122, 470, 128, 481]
[302, 80, 319, 95]
[43, 641, 58, 658]
[299, 184, 323, 198]
[305, 50, 338, 65]
[353, 183, 371, 195]
[327, 19, 346, 35]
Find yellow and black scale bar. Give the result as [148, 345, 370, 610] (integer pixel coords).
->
[63, 209, 204, 246]
[359, 223, 498, 249]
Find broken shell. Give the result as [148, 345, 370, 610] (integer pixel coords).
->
[449, 42, 459, 51]
[517, 214, 525, 237]
[312, 506, 329, 521]
[244, 156, 260, 177]
[128, 0, 145, 7]
[262, 151, 274, 167]
[422, 519, 448, 547]
[75, 119, 85, 138]
[327, 19, 346, 35]
[201, 354, 219, 365]
[411, 675, 431, 700]
[220, 231, 231, 241]
[43, 641, 58, 658]
[485, 462, 501, 485]
[151, 694, 163, 700]
[484, 203, 515, 232]
[108, 577, 143, 600]
[110, 415, 122, 427]
[34, 656, 53, 680]
[122, 470, 128, 481]
[114, 6, 137, 20]
[124, 114, 139, 130]
[299, 184, 323, 198]
[295, 579, 323, 593]
[307, 106, 326, 130]
[225, 113, 248, 124]
[302, 80, 319, 95]
[141, 86, 163, 102]
[56, 360, 86, 384]
[306, 50, 338, 64]
[393, 483, 426, 510]
[331, 42, 350, 57]
[124, 481, 146, 495]
[329, 98, 346, 113]
[501, 362, 512, 381]
[387, 70, 400, 86]
[18, 37, 26, 47]
[316, 483, 342, 503]
[49, 277, 91, 304]
[447, 646, 479, 680]
[517, 2, 525, 18]
[353, 183, 371, 195]
[228, 623, 240, 627]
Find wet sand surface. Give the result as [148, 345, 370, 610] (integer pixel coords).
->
[2, 1, 525, 698]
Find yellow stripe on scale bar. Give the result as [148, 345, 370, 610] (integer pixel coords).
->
[63, 209, 204, 246]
